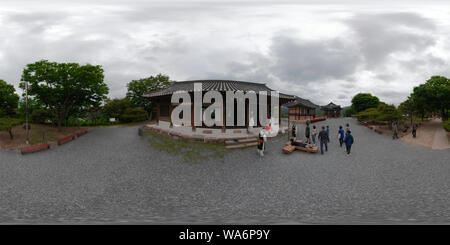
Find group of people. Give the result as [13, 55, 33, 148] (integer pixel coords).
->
[292, 121, 354, 155]
[392, 122, 419, 140]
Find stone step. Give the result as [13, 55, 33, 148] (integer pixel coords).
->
[224, 137, 258, 145]
[225, 142, 258, 149]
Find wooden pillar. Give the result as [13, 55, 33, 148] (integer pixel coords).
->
[191, 103, 195, 132]
[156, 103, 160, 126]
[245, 100, 249, 132]
[222, 102, 226, 133]
[169, 104, 173, 128]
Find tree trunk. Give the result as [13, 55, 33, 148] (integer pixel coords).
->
[8, 129, 13, 140]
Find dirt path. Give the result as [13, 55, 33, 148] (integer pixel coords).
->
[401, 118, 450, 150]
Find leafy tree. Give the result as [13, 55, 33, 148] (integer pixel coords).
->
[398, 97, 415, 125]
[20, 60, 109, 130]
[410, 84, 430, 121]
[356, 108, 380, 122]
[126, 74, 172, 118]
[102, 98, 133, 119]
[0, 118, 23, 140]
[0, 79, 20, 116]
[351, 93, 380, 113]
[376, 103, 402, 124]
[119, 108, 149, 123]
[343, 107, 355, 117]
[31, 108, 55, 124]
[423, 76, 450, 121]
[17, 97, 44, 120]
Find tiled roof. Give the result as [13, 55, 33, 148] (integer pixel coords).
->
[143, 80, 296, 99]
[321, 102, 341, 110]
[284, 97, 319, 109]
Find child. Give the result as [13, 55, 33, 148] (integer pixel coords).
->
[344, 130, 354, 155]
[257, 130, 266, 157]
[337, 126, 345, 147]
[311, 125, 317, 145]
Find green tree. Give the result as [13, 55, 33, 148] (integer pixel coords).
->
[376, 103, 402, 125]
[0, 79, 20, 116]
[17, 97, 44, 120]
[126, 74, 172, 118]
[102, 98, 133, 119]
[398, 97, 415, 125]
[351, 93, 380, 113]
[20, 60, 109, 130]
[423, 76, 450, 120]
[0, 118, 23, 140]
[343, 107, 355, 117]
[119, 108, 149, 123]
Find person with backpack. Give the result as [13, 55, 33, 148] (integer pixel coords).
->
[344, 130, 354, 155]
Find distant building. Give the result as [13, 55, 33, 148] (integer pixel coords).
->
[143, 80, 296, 132]
[284, 97, 319, 122]
[321, 102, 341, 118]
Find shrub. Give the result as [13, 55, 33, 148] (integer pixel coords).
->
[31, 109, 55, 124]
[0, 117, 23, 139]
[119, 108, 148, 123]
[444, 120, 450, 132]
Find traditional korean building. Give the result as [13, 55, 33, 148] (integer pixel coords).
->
[321, 102, 342, 118]
[143, 80, 296, 132]
[284, 97, 320, 122]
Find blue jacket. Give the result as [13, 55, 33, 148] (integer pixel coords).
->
[344, 134, 354, 146]
[338, 129, 345, 139]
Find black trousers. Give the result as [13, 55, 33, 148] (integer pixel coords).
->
[320, 141, 328, 154]
[339, 138, 343, 147]
[346, 145, 351, 154]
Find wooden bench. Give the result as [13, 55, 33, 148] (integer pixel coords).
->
[21, 143, 50, 154]
[283, 140, 318, 154]
[58, 135, 75, 145]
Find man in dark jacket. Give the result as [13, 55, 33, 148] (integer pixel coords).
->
[412, 123, 417, 138]
[318, 126, 328, 154]
[344, 130, 354, 155]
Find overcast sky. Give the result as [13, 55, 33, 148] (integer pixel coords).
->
[1, 0, 449, 106]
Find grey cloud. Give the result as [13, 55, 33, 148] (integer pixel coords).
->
[269, 36, 362, 82]
[345, 12, 437, 68]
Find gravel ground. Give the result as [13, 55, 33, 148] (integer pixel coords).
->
[0, 118, 449, 224]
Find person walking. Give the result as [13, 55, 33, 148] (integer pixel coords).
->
[318, 126, 328, 154]
[345, 123, 350, 133]
[337, 125, 345, 147]
[305, 121, 311, 144]
[412, 123, 417, 138]
[392, 122, 399, 139]
[311, 125, 317, 145]
[344, 130, 354, 155]
[326, 125, 330, 143]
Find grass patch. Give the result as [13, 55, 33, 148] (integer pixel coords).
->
[144, 131, 229, 164]
[443, 120, 450, 132]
